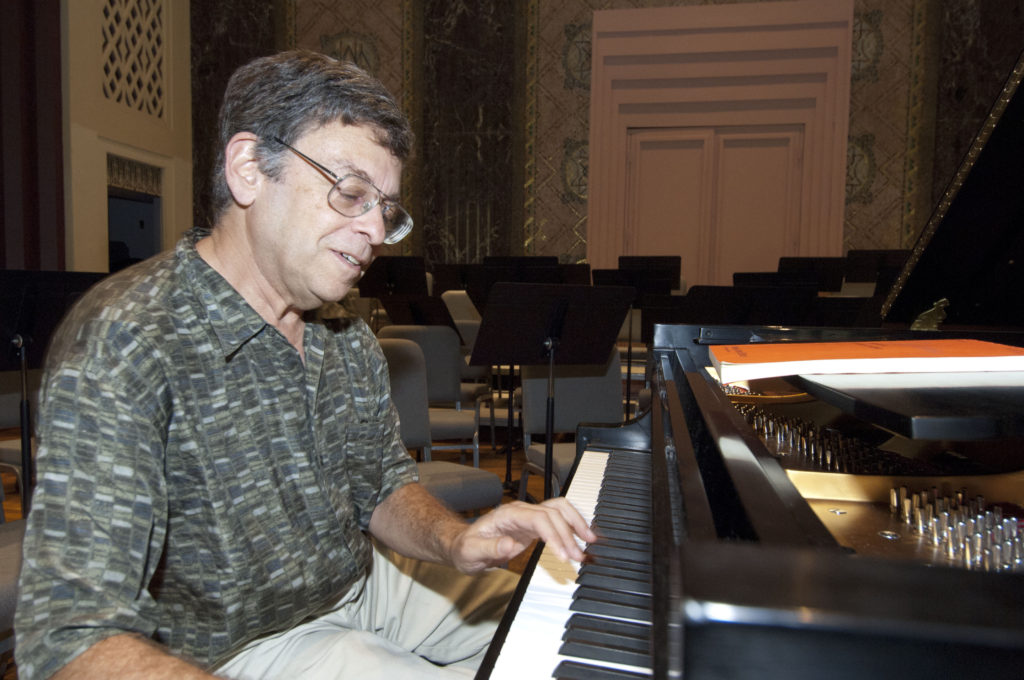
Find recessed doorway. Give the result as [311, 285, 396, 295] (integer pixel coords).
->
[108, 187, 161, 273]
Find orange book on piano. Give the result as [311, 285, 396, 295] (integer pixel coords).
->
[709, 338, 1024, 384]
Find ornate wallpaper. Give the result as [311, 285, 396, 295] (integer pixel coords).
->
[283, 0, 1016, 264]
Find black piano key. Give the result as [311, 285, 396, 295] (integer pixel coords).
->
[592, 523, 652, 544]
[584, 556, 652, 576]
[561, 613, 652, 668]
[602, 467, 650, 480]
[597, 492, 650, 509]
[601, 482, 650, 496]
[607, 465, 649, 475]
[570, 586, 652, 622]
[597, 493, 649, 508]
[597, 482, 648, 496]
[603, 475, 650, 487]
[585, 541, 650, 563]
[593, 503, 650, 522]
[603, 470, 649, 482]
[554, 660, 651, 680]
[606, 454, 649, 468]
[570, 597, 651, 623]
[598, 477, 647, 493]
[589, 532, 651, 557]
[593, 517, 651, 533]
[558, 639, 651, 670]
[591, 533, 650, 551]
[576, 568, 651, 595]
[598, 494, 649, 510]
[565, 612, 651, 641]
[581, 557, 651, 577]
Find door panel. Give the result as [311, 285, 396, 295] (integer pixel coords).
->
[626, 129, 712, 290]
[625, 126, 804, 287]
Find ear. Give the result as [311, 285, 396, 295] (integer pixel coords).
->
[223, 132, 263, 208]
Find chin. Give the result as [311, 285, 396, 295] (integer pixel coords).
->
[319, 282, 355, 306]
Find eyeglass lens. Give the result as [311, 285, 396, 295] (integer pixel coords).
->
[327, 175, 412, 245]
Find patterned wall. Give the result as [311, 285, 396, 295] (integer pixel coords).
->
[292, 0, 417, 253]
[844, 0, 930, 251]
[931, 0, 1024, 207]
[282, 0, 1020, 264]
[190, 1, 283, 229]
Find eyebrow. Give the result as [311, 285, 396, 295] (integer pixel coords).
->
[276, 137, 400, 202]
[316, 157, 396, 200]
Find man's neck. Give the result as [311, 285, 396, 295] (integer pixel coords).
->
[196, 221, 306, 360]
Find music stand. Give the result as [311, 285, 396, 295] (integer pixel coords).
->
[1, 270, 107, 516]
[377, 295, 465, 343]
[357, 256, 429, 297]
[594, 268, 674, 419]
[618, 255, 681, 293]
[470, 282, 634, 499]
[357, 256, 428, 332]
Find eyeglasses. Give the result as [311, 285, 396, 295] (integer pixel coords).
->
[272, 136, 413, 245]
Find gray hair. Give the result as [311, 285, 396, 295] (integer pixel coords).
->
[210, 50, 413, 220]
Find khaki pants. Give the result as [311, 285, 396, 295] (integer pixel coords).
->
[214, 543, 518, 679]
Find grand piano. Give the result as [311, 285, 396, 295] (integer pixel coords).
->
[477, 51, 1024, 680]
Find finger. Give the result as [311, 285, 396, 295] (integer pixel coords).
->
[531, 503, 587, 562]
[545, 497, 598, 543]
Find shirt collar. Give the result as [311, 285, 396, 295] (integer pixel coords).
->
[178, 226, 272, 360]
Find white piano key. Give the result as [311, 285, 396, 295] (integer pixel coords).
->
[488, 450, 652, 679]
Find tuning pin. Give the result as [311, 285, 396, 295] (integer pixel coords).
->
[973, 533, 985, 568]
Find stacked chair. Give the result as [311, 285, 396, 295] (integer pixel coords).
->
[439, 289, 491, 392]
[378, 338, 502, 514]
[0, 465, 25, 675]
[377, 325, 491, 467]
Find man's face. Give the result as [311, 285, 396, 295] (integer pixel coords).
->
[249, 122, 403, 312]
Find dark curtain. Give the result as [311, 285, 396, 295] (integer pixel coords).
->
[0, 0, 65, 270]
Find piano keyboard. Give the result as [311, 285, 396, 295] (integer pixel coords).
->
[487, 449, 654, 679]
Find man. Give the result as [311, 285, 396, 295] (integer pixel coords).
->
[15, 50, 595, 679]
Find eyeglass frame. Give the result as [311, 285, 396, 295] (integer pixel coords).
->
[271, 136, 413, 245]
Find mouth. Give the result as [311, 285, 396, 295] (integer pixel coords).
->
[338, 252, 362, 268]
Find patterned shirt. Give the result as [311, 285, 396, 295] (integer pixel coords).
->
[14, 228, 417, 678]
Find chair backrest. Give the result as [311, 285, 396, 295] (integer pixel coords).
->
[441, 289, 482, 322]
[0, 519, 25, 630]
[378, 338, 431, 451]
[520, 349, 623, 436]
[377, 325, 465, 405]
[454, 319, 480, 352]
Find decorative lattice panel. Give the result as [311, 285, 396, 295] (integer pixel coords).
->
[101, 0, 165, 118]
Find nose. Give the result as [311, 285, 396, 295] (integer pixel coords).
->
[350, 203, 388, 246]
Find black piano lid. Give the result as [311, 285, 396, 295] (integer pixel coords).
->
[884, 49, 1024, 328]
